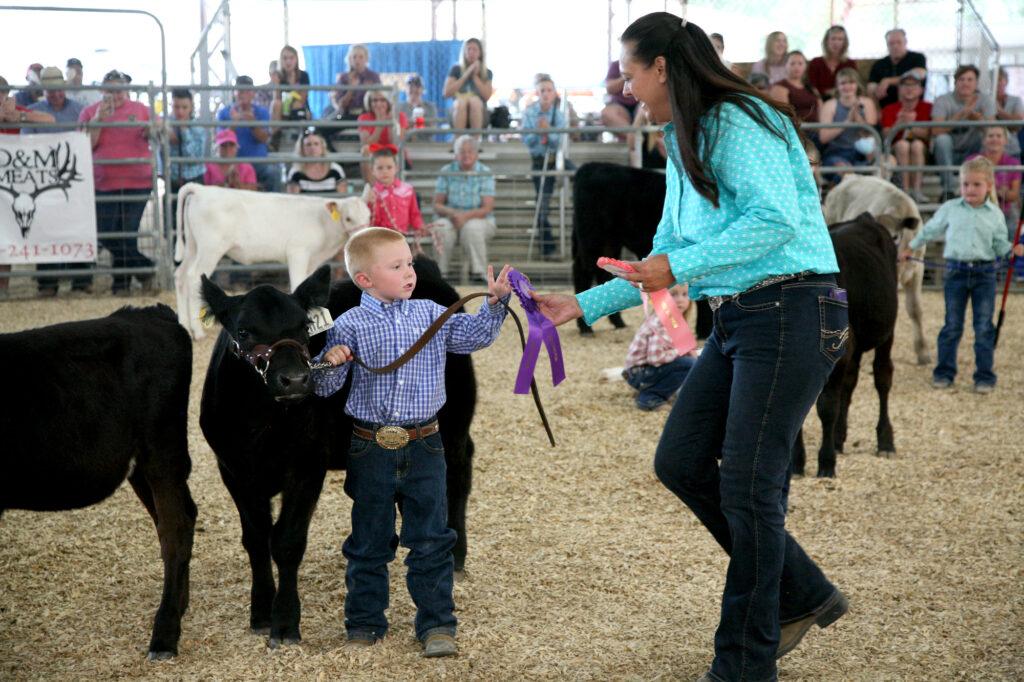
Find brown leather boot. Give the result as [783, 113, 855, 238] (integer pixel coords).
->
[777, 589, 849, 659]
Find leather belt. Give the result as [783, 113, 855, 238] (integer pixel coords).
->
[706, 271, 815, 311]
[353, 420, 440, 450]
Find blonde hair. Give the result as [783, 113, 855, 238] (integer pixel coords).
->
[960, 157, 998, 204]
[294, 130, 328, 158]
[346, 44, 369, 69]
[835, 67, 864, 96]
[363, 89, 392, 113]
[344, 227, 406, 281]
[764, 31, 788, 66]
[460, 38, 487, 77]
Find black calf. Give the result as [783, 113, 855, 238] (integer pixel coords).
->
[572, 162, 712, 337]
[200, 258, 478, 648]
[0, 305, 196, 660]
[793, 213, 899, 478]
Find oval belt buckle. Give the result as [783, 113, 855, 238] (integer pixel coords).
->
[375, 425, 409, 450]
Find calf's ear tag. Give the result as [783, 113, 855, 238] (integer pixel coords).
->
[307, 306, 334, 336]
[329, 204, 341, 221]
[199, 306, 215, 329]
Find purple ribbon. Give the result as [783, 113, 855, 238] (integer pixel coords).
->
[508, 268, 566, 394]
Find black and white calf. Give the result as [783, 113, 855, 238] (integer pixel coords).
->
[0, 305, 196, 660]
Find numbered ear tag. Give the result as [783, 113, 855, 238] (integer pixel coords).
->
[307, 306, 334, 336]
[199, 306, 215, 329]
[330, 206, 341, 222]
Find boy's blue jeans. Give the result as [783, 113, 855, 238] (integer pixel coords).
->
[624, 356, 696, 410]
[653, 274, 845, 682]
[935, 262, 997, 387]
[343, 425, 457, 643]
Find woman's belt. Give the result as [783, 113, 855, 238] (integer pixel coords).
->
[706, 271, 817, 311]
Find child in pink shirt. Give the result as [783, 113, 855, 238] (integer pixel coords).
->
[204, 128, 258, 189]
[623, 284, 699, 411]
[361, 146, 423, 234]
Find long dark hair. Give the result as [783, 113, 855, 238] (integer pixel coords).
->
[621, 13, 801, 207]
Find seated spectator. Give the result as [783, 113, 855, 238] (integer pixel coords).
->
[522, 73, 576, 259]
[358, 90, 408, 180]
[881, 72, 931, 202]
[361, 146, 423, 234]
[398, 74, 437, 128]
[286, 129, 347, 194]
[600, 59, 638, 140]
[751, 31, 789, 84]
[932, 64, 996, 200]
[432, 135, 496, 282]
[204, 129, 259, 190]
[818, 68, 879, 184]
[330, 44, 380, 119]
[623, 284, 698, 411]
[275, 45, 311, 122]
[808, 25, 856, 100]
[967, 126, 1022, 236]
[0, 75, 56, 296]
[868, 28, 927, 109]
[769, 51, 821, 123]
[708, 33, 741, 76]
[254, 59, 278, 111]
[15, 63, 43, 107]
[65, 58, 101, 108]
[25, 67, 82, 133]
[217, 75, 279, 192]
[79, 69, 155, 295]
[995, 69, 1023, 156]
[444, 38, 493, 130]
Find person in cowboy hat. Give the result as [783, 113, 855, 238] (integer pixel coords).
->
[25, 66, 83, 134]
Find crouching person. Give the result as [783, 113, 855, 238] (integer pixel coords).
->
[623, 284, 698, 410]
[314, 227, 512, 657]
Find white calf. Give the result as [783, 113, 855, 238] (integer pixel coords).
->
[173, 183, 370, 338]
[824, 174, 930, 364]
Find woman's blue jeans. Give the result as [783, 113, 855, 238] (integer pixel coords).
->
[653, 273, 847, 682]
[935, 262, 997, 387]
[342, 429, 457, 643]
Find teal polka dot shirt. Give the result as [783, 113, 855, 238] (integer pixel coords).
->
[577, 97, 839, 326]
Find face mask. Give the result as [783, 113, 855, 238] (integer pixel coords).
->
[854, 136, 876, 156]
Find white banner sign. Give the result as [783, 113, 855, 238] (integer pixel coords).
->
[0, 132, 97, 264]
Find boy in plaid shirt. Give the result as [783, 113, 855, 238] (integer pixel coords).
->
[315, 227, 510, 657]
[623, 284, 698, 411]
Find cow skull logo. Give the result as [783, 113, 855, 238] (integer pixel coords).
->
[0, 142, 83, 238]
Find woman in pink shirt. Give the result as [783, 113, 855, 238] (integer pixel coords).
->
[77, 69, 154, 294]
[204, 129, 259, 189]
[361, 146, 423, 235]
[967, 125, 1022, 235]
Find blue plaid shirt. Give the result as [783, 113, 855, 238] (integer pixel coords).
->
[434, 161, 495, 216]
[313, 292, 508, 425]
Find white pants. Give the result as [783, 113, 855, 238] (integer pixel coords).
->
[432, 217, 497, 278]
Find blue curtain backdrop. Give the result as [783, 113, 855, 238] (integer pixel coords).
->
[303, 40, 462, 118]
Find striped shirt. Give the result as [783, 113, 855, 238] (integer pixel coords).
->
[909, 197, 1012, 261]
[577, 97, 839, 326]
[313, 292, 508, 425]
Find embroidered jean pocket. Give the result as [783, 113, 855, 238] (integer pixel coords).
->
[819, 294, 850, 364]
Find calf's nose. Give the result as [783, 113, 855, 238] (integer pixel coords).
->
[275, 369, 311, 396]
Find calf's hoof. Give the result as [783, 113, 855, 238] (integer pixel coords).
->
[816, 467, 836, 478]
[268, 636, 301, 649]
[916, 354, 931, 366]
[609, 313, 627, 329]
[454, 568, 469, 582]
[578, 326, 594, 336]
[877, 449, 896, 458]
[251, 626, 271, 636]
[147, 650, 176, 662]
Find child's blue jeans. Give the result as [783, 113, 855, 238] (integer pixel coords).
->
[935, 261, 997, 387]
[624, 356, 696, 410]
[343, 423, 457, 643]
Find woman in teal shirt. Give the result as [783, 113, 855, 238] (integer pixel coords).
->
[535, 14, 850, 681]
